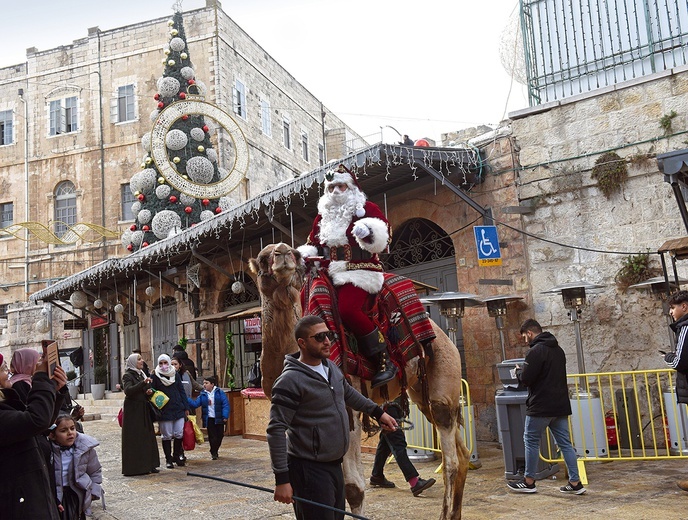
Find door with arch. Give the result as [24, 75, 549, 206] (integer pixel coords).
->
[383, 218, 466, 376]
[151, 297, 178, 361]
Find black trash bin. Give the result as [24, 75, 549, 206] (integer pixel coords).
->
[495, 358, 559, 481]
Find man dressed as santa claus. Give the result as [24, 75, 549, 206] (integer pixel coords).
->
[298, 164, 398, 388]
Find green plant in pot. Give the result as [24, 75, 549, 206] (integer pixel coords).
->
[94, 365, 108, 385]
[225, 331, 236, 390]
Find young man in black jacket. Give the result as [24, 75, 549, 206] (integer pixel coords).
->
[267, 315, 398, 519]
[664, 290, 688, 491]
[507, 319, 586, 495]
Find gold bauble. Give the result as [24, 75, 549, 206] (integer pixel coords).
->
[134, 191, 140, 197]
[173, 157, 181, 164]
[167, 60, 176, 66]
[171, 29, 178, 36]
[167, 20, 174, 26]
[145, 157, 152, 164]
[164, 49, 171, 56]
[158, 177, 165, 184]
[141, 162, 146, 168]
[183, 175, 189, 180]
[197, 145, 205, 152]
[180, 52, 188, 60]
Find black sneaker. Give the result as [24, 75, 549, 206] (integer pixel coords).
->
[370, 475, 395, 488]
[560, 481, 586, 495]
[507, 480, 537, 493]
[411, 477, 436, 496]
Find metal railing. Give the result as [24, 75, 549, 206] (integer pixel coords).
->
[405, 378, 479, 472]
[521, 0, 688, 105]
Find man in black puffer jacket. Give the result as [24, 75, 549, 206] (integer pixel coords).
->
[506, 319, 586, 495]
[664, 290, 688, 491]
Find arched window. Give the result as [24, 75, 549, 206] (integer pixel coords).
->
[54, 181, 77, 238]
[383, 218, 454, 269]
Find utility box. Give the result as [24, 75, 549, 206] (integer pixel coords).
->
[495, 360, 559, 481]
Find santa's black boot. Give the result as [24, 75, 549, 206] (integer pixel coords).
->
[173, 438, 185, 467]
[358, 328, 398, 388]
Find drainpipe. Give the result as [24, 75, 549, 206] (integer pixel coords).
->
[18, 86, 29, 298]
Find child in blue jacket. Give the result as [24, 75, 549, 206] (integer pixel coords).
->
[188, 375, 229, 460]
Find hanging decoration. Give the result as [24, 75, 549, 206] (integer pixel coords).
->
[0, 221, 119, 245]
[145, 286, 156, 297]
[35, 319, 51, 334]
[114, 303, 124, 314]
[231, 280, 245, 294]
[187, 261, 201, 289]
[93, 298, 104, 309]
[69, 290, 88, 309]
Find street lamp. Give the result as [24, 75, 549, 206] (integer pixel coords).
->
[421, 291, 483, 467]
[481, 294, 523, 360]
[542, 281, 606, 457]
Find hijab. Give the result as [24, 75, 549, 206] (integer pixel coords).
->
[154, 354, 176, 386]
[125, 353, 145, 378]
[10, 348, 41, 387]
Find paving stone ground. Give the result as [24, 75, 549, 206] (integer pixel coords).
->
[84, 417, 688, 520]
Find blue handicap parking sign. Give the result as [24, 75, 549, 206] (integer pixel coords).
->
[473, 226, 502, 266]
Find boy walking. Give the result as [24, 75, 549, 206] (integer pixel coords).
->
[188, 375, 229, 460]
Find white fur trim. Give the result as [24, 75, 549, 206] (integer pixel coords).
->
[354, 217, 389, 254]
[324, 170, 355, 190]
[297, 244, 318, 258]
[328, 261, 384, 293]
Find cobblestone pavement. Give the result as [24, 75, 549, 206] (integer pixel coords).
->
[85, 417, 688, 520]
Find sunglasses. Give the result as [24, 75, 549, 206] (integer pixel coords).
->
[309, 331, 335, 343]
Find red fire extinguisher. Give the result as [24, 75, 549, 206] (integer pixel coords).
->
[605, 412, 618, 449]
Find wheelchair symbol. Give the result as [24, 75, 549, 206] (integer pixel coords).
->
[479, 229, 498, 257]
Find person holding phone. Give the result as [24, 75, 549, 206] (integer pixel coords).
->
[0, 353, 67, 519]
[9, 348, 42, 403]
[663, 290, 688, 491]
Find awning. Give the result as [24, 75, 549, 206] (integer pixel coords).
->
[178, 305, 261, 325]
[658, 236, 688, 260]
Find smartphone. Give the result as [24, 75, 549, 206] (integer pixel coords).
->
[42, 340, 59, 379]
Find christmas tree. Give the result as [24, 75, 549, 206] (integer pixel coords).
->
[121, 10, 241, 251]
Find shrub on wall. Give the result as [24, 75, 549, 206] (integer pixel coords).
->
[592, 152, 628, 198]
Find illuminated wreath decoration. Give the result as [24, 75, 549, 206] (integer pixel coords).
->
[150, 99, 248, 199]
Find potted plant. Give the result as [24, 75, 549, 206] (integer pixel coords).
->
[66, 369, 80, 400]
[91, 365, 108, 400]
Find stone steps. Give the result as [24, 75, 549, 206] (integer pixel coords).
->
[75, 391, 124, 418]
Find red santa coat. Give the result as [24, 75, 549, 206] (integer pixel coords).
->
[300, 201, 390, 295]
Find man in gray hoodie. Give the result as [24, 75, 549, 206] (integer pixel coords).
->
[267, 315, 398, 519]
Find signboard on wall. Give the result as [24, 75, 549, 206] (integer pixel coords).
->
[90, 315, 109, 329]
[244, 317, 261, 344]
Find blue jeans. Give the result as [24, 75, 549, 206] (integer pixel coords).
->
[524, 415, 579, 483]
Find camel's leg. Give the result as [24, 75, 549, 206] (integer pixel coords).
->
[433, 403, 470, 520]
[343, 411, 366, 515]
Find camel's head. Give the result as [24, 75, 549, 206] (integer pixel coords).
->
[249, 242, 304, 287]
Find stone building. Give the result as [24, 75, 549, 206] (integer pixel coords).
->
[0, 1, 364, 359]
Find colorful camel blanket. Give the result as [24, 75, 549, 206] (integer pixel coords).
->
[302, 271, 435, 381]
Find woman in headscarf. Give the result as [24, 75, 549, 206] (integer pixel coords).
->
[121, 353, 160, 476]
[0, 353, 11, 389]
[10, 348, 42, 403]
[151, 353, 190, 469]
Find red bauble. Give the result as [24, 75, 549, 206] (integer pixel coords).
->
[215, 207, 222, 214]
[191, 223, 196, 227]
[414, 139, 430, 147]
[202, 199, 210, 206]
[127, 244, 133, 251]
[157, 101, 164, 109]
[129, 224, 137, 231]
[188, 79, 195, 85]
[142, 242, 149, 248]
[142, 225, 150, 231]
[179, 92, 186, 100]
[202, 125, 209, 133]
[154, 93, 160, 100]
[169, 195, 177, 203]
[137, 194, 145, 201]
[182, 114, 189, 121]
[184, 206, 193, 214]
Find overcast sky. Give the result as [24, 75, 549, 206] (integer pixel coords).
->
[3, 0, 528, 144]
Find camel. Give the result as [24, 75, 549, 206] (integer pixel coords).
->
[249, 242, 470, 520]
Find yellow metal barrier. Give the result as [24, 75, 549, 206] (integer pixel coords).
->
[540, 368, 688, 484]
[405, 379, 478, 473]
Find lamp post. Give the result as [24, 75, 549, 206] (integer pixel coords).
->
[629, 276, 688, 454]
[421, 292, 483, 468]
[542, 281, 606, 457]
[481, 295, 523, 360]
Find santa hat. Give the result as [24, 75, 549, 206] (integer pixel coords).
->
[324, 164, 362, 191]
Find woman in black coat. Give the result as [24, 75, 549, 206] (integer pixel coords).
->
[151, 353, 190, 469]
[0, 358, 67, 520]
[121, 353, 160, 476]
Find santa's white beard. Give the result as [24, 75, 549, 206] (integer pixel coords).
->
[317, 188, 367, 246]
